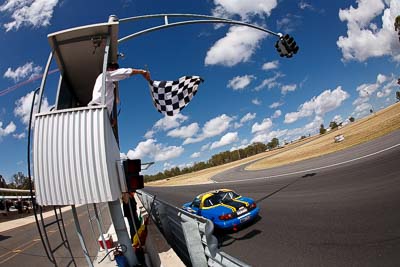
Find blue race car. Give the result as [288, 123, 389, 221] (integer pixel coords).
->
[182, 189, 260, 230]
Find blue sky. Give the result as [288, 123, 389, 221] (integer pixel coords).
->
[0, 0, 399, 181]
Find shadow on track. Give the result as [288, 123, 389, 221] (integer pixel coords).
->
[0, 235, 11, 241]
[215, 173, 317, 249]
[216, 226, 262, 248]
[255, 172, 317, 204]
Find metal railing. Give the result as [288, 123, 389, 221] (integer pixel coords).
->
[137, 190, 250, 267]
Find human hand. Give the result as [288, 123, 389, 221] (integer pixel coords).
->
[142, 70, 151, 81]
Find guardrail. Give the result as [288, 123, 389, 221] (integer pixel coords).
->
[137, 190, 250, 267]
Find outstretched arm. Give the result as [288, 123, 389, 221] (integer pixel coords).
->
[131, 69, 151, 82]
[108, 68, 151, 82]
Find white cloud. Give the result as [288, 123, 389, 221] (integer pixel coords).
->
[359, 83, 379, 97]
[0, 121, 16, 137]
[126, 139, 184, 162]
[167, 123, 199, 139]
[377, 74, 396, 98]
[205, 26, 267, 67]
[251, 118, 273, 133]
[339, 0, 385, 28]
[3, 62, 42, 82]
[190, 152, 201, 158]
[353, 73, 385, 106]
[252, 98, 262, 105]
[201, 143, 210, 151]
[299, 1, 313, 10]
[276, 14, 302, 33]
[284, 86, 350, 123]
[331, 115, 343, 124]
[251, 129, 287, 144]
[262, 60, 279, 71]
[337, 0, 400, 62]
[234, 112, 256, 129]
[0, 0, 59, 32]
[144, 130, 155, 139]
[353, 73, 397, 113]
[227, 75, 255, 90]
[377, 73, 387, 84]
[240, 112, 256, 123]
[183, 114, 233, 144]
[353, 102, 372, 117]
[163, 162, 174, 170]
[285, 116, 324, 139]
[254, 72, 284, 91]
[212, 0, 278, 20]
[281, 84, 297, 94]
[13, 132, 26, 139]
[271, 109, 282, 119]
[353, 83, 379, 106]
[14, 90, 50, 126]
[269, 101, 283, 109]
[210, 132, 239, 150]
[377, 84, 393, 98]
[154, 114, 188, 131]
[144, 114, 190, 139]
[202, 114, 232, 137]
[178, 162, 194, 169]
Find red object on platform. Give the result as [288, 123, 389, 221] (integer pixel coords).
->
[98, 234, 113, 249]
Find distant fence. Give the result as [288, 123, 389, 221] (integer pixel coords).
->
[0, 196, 32, 199]
[137, 190, 251, 267]
[0, 188, 34, 200]
[0, 188, 33, 193]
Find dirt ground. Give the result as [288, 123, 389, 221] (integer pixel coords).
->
[147, 102, 400, 186]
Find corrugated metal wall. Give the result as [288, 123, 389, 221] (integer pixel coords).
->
[33, 107, 122, 205]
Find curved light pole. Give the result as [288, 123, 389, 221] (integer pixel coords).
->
[116, 13, 283, 43]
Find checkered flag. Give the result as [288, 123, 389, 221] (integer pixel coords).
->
[148, 76, 203, 116]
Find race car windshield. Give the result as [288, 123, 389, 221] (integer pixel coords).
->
[217, 191, 240, 203]
[191, 197, 201, 208]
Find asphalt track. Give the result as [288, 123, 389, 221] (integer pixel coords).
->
[145, 129, 400, 267]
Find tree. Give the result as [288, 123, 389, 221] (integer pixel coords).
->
[396, 15, 400, 32]
[11, 172, 30, 189]
[266, 138, 279, 149]
[394, 15, 400, 41]
[349, 117, 355, 122]
[395, 15, 400, 42]
[319, 124, 326, 135]
[0, 175, 6, 188]
[329, 121, 339, 130]
[270, 138, 280, 148]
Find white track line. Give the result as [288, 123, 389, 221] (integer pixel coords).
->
[214, 143, 400, 184]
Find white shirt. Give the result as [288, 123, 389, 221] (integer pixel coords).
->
[88, 68, 133, 114]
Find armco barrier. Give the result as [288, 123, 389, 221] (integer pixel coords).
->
[137, 190, 250, 267]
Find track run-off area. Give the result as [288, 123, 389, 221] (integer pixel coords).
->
[145, 129, 400, 267]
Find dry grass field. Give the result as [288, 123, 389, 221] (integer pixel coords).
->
[147, 102, 400, 186]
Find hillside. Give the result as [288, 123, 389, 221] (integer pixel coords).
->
[147, 102, 400, 186]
